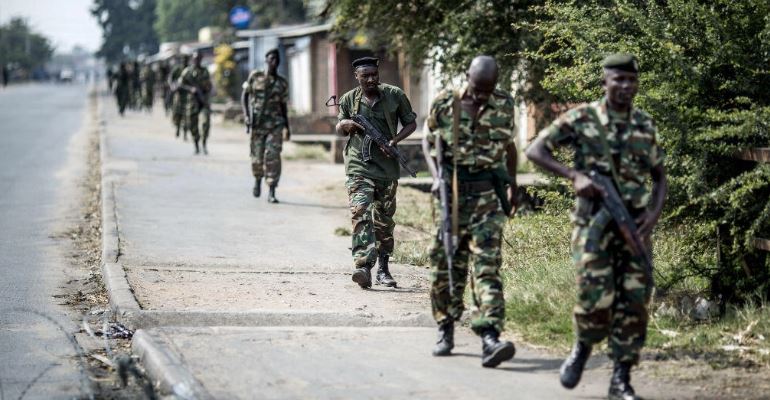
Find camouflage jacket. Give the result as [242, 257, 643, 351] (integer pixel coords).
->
[178, 65, 211, 93]
[242, 70, 288, 129]
[426, 84, 516, 174]
[536, 96, 664, 209]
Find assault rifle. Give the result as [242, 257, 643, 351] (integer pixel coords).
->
[589, 170, 655, 289]
[351, 114, 417, 177]
[435, 137, 457, 296]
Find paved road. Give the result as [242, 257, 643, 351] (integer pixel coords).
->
[0, 83, 91, 399]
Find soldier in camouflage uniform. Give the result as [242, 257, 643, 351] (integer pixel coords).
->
[423, 56, 519, 368]
[169, 55, 190, 140]
[241, 48, 290, 203]
[140, 63, 155, 112]
[336, 57, 417, 289]
[178, 51, 212, 155]
[526, 54, 668, 400]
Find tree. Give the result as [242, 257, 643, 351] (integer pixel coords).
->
[155, 0, 218, 42]
[92, 0, 159, 62]
[0, 18, 54, 72]
[327, 0, 543, 90]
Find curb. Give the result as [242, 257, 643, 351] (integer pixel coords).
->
[126, 309, 434, 330]
[97, 89, 142, 327]
[132, 330, 213, 400]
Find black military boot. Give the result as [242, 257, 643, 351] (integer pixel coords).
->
[351, 265, 372, 289]
[175, 126, 180, 137]
[194, 140, 200, 155]
[480, 328, 515, 368]
[432, 319, 454, 356]
[253, 178, 262, 197]
[183, 129, 188, 141]
[202, 139, 208, 155]
[268, 184, 279, 203]
[375, 253, 397, 287]
[608, 361, 638, 400]
[560, 340, 592, 389]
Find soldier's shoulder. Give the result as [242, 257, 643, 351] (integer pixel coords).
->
[491, 89, 515, 110]
[430, 89, 455, 109]
[338, 88, 359, 104]
[631, 107, 654, 124]
[246, 70, 264, 81]
[380, 83, 406, 97]
[276, 74, 288, 83]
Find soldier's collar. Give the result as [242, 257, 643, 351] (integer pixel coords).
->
[600, 96, 632, 122]
[460, 82, 496, 109]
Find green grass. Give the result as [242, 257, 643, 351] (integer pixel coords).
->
[389, 187, 770, 366]
[284, 144, 329, 161]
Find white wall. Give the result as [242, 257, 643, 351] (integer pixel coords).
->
[287, 37, 312, 114]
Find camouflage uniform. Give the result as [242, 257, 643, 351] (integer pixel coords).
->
[337, 84, 416, 269]
[179, 65, 211, 144]
[140, 64, 155, 110]
[426, 85, 516, 334]
[243, 70, 289, 186]
[535, 96, 664, 364]
[170, 64, 187, 130]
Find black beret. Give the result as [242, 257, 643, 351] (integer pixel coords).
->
[265, 48, 280, 59]
[352, 57, 379, 69]
[601, 53, 639, 73]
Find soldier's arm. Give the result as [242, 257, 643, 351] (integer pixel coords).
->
[390, 90, 418, 145]
[637, 163, 668, 237]
[335, 96, 363, 136]
[525, 124, 604, 198]
[422, 134, 439, 185]
[505, 142, 518, 212]
[240, 88, 249, 124]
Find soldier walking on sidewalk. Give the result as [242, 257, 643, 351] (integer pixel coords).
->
[526, 54, 668, 400]
[178, 51, 212, 155]
[336, 57, 417, 289]
[422, 55, 519, 368]
[241, 48, 291, 203]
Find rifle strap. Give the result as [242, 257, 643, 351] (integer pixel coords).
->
[451, 90, 461, 251]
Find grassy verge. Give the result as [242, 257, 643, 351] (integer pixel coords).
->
[392, 186, 770, 368]
[284, 143, 329, 161]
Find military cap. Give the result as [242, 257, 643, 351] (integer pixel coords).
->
[352, 57, 379, 69]
[601, 53, 639, 73]
[265, 48, 280, 59]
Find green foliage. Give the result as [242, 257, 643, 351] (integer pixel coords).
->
[327, 0, 542, 89]
[155, 0, 218, 42]
[92, 0, 159, 62]
[526, 0, 770, 303]
[0, 18, 54, 73]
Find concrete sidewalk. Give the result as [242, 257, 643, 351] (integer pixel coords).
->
[98, 95, 691, 399]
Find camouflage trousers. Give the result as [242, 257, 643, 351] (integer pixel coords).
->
[571, 208, 651, 364]
[186, 104, 210, 143]
[345, 175, 397, 269]
[250, 125, 283, 186]
[429, 189, 507, 334]
[172, 93, 187, 128]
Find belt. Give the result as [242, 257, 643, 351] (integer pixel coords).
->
[457, 180, 494, 193]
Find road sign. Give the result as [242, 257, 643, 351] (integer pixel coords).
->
[229, 6, 252, 30]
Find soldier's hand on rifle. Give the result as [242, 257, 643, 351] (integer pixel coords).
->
[283, 126, 291, 141]
[635, 210, 656, 239]
[379, 140, 397, 158]
[572, 171, 606, 198]
[340, 119, 364, 135]
[243, 116, 250, 127]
